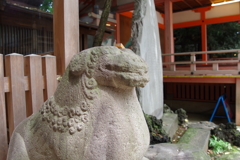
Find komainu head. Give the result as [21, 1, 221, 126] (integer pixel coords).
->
[69, 46, 149, 89]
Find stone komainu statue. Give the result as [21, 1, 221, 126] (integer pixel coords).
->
[7, 46, 150, 160]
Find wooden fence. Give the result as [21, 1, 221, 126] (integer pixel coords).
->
[163, 49, 240, 75]
[0, 53, 58, 160]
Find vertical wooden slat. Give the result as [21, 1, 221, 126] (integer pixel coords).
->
[181, 83, 185, 99]
[42, 28, 45, 52]
[212, 63, 218, 71]
[231, 84, 235, 103]
[0, 54, 8, 160]
[200, 84, 204, 100]
[177, 84, 181, 98]
[11, 26, 14, 53]
[205, 84, 209, 101]
[232, 84, 236, 103]
[173, 83, 177, 99]
[10, 26, 13, 53]
[186, 84, 190, 99]
[23, 28, 27, 55]
[215, 84, 220, 100]
[226, 84, 231, 102]
[26, 29, 28, 55]
[210, 84, 215, 101]
[5, 53, 26, 137]
[24, 55, 44, 116]
[3, 26, 7, 55]
[170, 64, 176, 72]
[190, 84, 195, 99]
[5, 25, 8, 54]
[42, 55, 57, 101]
[195, 83, 199, 100]
[190, 54, 196, 72]
[3, 25, 5, 55]
[14, 26, 17, 53]
[18, 27, 20, 54]
[220, 84, 225, 95]
[28, 28, 30, 54]
[19, 27, 22, 54]
[33, 29, 37, 54]
[236, 78, 240, 125]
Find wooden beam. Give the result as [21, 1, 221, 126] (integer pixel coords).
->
[116, 2, 134, 13]
[174, 14, 240, 29]
[195, 0, 203, 6]
[183, 0, 193, 8]
[205, 14, 240, 25]
[53, 0, 79, 75]
[116, 0, 182, 13]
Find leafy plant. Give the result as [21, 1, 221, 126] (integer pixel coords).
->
[40, 0, 53, 13]
[209, 135, 232, 154]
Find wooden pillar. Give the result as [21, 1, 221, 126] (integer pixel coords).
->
[164, 0, 174, 62]
[116, 13, 120, 43]
[201, 11, 208, 61]
[53, 0, 79, 75]
[236, 78, 240, 125]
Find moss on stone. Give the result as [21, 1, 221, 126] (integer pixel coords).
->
[178, 128, 198, 144]
[175, 108, 188, 126]
[144, 113, 170, 144]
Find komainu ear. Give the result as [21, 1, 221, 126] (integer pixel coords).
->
[69, 52, 86, 76]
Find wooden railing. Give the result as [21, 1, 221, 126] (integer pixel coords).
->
[0, 53, 58, 160]
[162, 49, 240, 76]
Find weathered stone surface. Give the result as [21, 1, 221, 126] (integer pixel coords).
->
[188, 121, 218, 130]
[162, 113, 178, 140]
[218, 152, 240, 160]
[132, 0, 164, 119]
[144, 143, 211, 160]
[178, 128, 210, 152]
[7, 46, 150, 160]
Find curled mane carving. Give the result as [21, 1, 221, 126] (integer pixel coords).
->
[40, 48, 102, 134]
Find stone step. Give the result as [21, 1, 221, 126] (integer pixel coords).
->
[144, 143, 211, 160]
[162, 113, 178, 140]
[178, 128, 210, 152]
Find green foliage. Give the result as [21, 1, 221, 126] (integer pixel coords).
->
[209, 135, 232, 154]
[174, 21, 240, 60]
[207, 22, 240, 51]
[40, 0, 53, 13]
